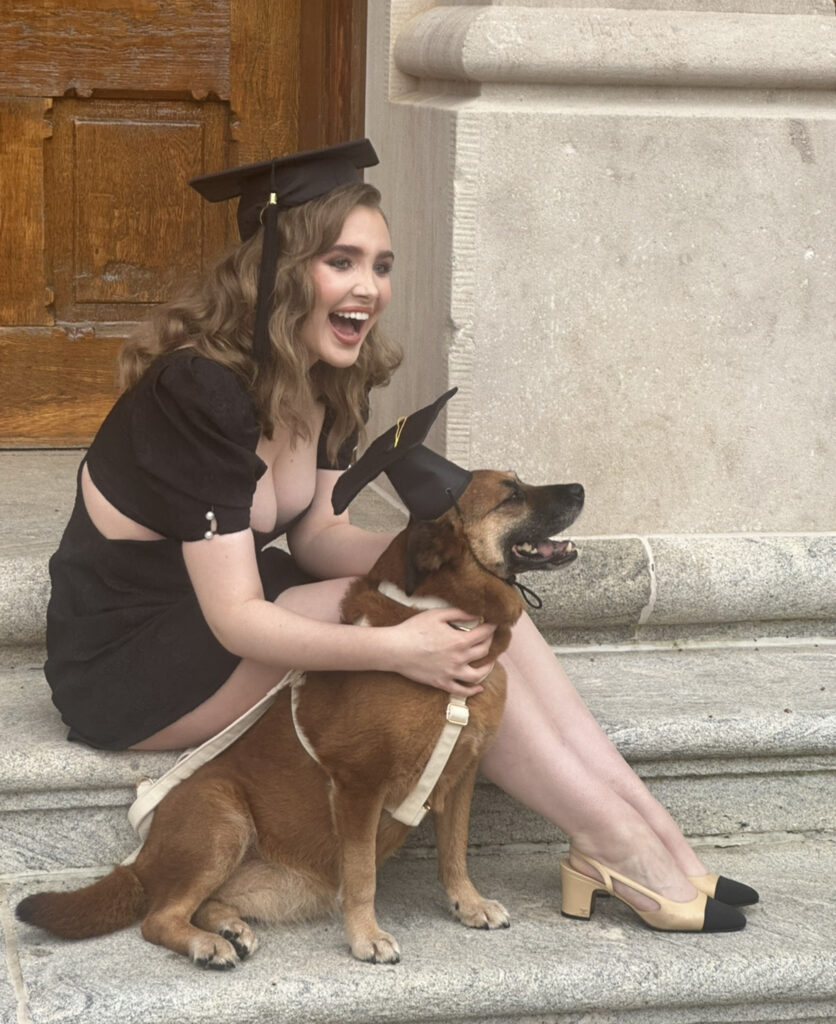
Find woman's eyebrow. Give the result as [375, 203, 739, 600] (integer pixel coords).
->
[327, 243, 395, 260]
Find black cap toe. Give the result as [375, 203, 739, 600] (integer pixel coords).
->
[702, 896, 747, 932]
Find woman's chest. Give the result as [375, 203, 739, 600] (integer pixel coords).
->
[250, 410, 324, 534]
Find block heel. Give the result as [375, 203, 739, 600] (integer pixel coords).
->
[559, 858, 604, 920]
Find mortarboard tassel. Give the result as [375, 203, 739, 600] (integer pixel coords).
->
[252, 161, 280, 367]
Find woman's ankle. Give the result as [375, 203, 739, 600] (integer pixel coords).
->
[568, 833, 698, 908]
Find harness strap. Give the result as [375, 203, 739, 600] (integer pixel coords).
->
[290, 676, 321, 765]
[386, 696, 469, 826]
[371, 580, 478, 827]
[123, 669, 302, 864]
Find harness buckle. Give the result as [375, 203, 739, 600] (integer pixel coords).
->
[446, 699, 470, 727]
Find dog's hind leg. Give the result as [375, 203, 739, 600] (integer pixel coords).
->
[433, 767, 511, 930]
[135, 780, 256, 969]
[330, 784, 401, 964]
[211, 857, 338, 925]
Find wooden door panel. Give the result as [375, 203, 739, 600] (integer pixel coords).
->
[0, 0, 367, 447]
[47, 98, 230, 322]
[0, 97, 51, 326]
[0, 327, 127, 446]
[0, 0, 229, 99]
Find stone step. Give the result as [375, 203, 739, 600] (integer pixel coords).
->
[3, 641, 834, 874]
[3, 835, 835, 1024]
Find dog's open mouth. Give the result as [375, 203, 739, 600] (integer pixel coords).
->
[510, 537, 578, 572]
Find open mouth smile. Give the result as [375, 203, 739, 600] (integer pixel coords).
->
[509, 537, 578, 571]
[328, 310, 371, 344]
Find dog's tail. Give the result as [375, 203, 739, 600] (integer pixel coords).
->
[16, 865, 147, 939]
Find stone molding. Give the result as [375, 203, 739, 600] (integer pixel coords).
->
[4, 533, 834, 647]
[527, 531, 836, 644]
[394, 7, 836, 89]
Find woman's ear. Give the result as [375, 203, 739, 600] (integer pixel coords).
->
[403, 517, 457, 595]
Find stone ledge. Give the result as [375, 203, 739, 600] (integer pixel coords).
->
[4, 533, 835, 647]
[4, 644, 833, 795]
[2, 643, 833, 873]
[531, 534, 836, 643]
[4, 837, 836, 1024]
[1, 451, 834, 644]
[394, 7, 836, 89]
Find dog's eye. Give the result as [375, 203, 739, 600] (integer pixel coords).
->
[500, 488, 523, 506]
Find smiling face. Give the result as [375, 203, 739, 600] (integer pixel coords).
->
[299, 204, 394, 369]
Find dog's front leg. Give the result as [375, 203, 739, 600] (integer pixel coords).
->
[433, 767, 511, 930]
[331, 784, 401, 964]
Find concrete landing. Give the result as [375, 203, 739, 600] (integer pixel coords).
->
[4, 836, 836, 1024]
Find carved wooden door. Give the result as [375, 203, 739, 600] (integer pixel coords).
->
[0, 0, 366, 446]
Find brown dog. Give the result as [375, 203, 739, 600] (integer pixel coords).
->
[18, 470, 583, 967]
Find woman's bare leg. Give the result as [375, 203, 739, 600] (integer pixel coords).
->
[480, 613, 707, 908]
[130, 577, 352, 751]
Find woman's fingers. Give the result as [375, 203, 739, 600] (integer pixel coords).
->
[387, 607, 499, 695]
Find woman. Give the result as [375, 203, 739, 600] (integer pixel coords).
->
[44, 140, 754, 933]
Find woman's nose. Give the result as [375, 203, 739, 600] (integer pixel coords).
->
[351, 265, 378, 298]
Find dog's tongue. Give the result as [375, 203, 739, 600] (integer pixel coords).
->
[549, 540, 577, 562]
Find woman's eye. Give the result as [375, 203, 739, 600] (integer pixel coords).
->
[375, 262, 393, 276]
[328, 257, 352, 271]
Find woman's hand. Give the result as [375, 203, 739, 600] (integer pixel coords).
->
[383, 608, 497, 697]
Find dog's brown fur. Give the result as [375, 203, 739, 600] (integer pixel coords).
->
[18, 470, 582, 966]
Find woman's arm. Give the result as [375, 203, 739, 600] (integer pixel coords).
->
[181, 528, 495, 696]
[286, 468, 394, 579]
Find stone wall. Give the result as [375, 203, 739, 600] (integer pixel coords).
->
[364, 1, 835, 636]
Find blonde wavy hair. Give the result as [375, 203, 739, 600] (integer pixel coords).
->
[118, 183, 402, 463]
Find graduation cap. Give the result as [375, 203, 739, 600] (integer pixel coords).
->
[189, 139, 379, 366]
[332, 388, 473, 521]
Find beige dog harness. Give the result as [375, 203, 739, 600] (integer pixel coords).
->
[289, 580, 480, 826]
[372, 580, 482, 827]
[123, 669, 302, 863]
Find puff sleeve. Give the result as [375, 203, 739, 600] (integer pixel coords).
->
[88, 351, 266, 541]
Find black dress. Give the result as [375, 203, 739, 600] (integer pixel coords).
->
[44, 349, 355, 750]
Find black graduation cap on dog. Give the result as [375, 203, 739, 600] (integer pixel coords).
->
[189, 139, 379, 366]
[332, 388, 473, 521]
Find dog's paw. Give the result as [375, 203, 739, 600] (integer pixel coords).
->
[350, 930, 401, 964]
[452, 897, 511, 931]
[220, 921, 259, 961]
[189, 933, 241, 970]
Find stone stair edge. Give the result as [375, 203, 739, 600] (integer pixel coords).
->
[4, 836, 836, 1024]
[1, 642, 833, 797]
[3, 535, 835, 649]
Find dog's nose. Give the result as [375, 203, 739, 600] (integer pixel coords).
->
[567, 483, 584, 501]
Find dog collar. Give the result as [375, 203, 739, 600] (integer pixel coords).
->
[377, 580, 484, 631]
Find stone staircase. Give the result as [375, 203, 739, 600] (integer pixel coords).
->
[1, 451, 835, 1024]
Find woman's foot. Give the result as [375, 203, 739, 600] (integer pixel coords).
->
[569, 830, 698, 913]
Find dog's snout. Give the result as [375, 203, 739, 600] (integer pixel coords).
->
[567, 483, 584, 503]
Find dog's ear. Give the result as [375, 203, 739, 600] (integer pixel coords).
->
[403, 517, 458, 595]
